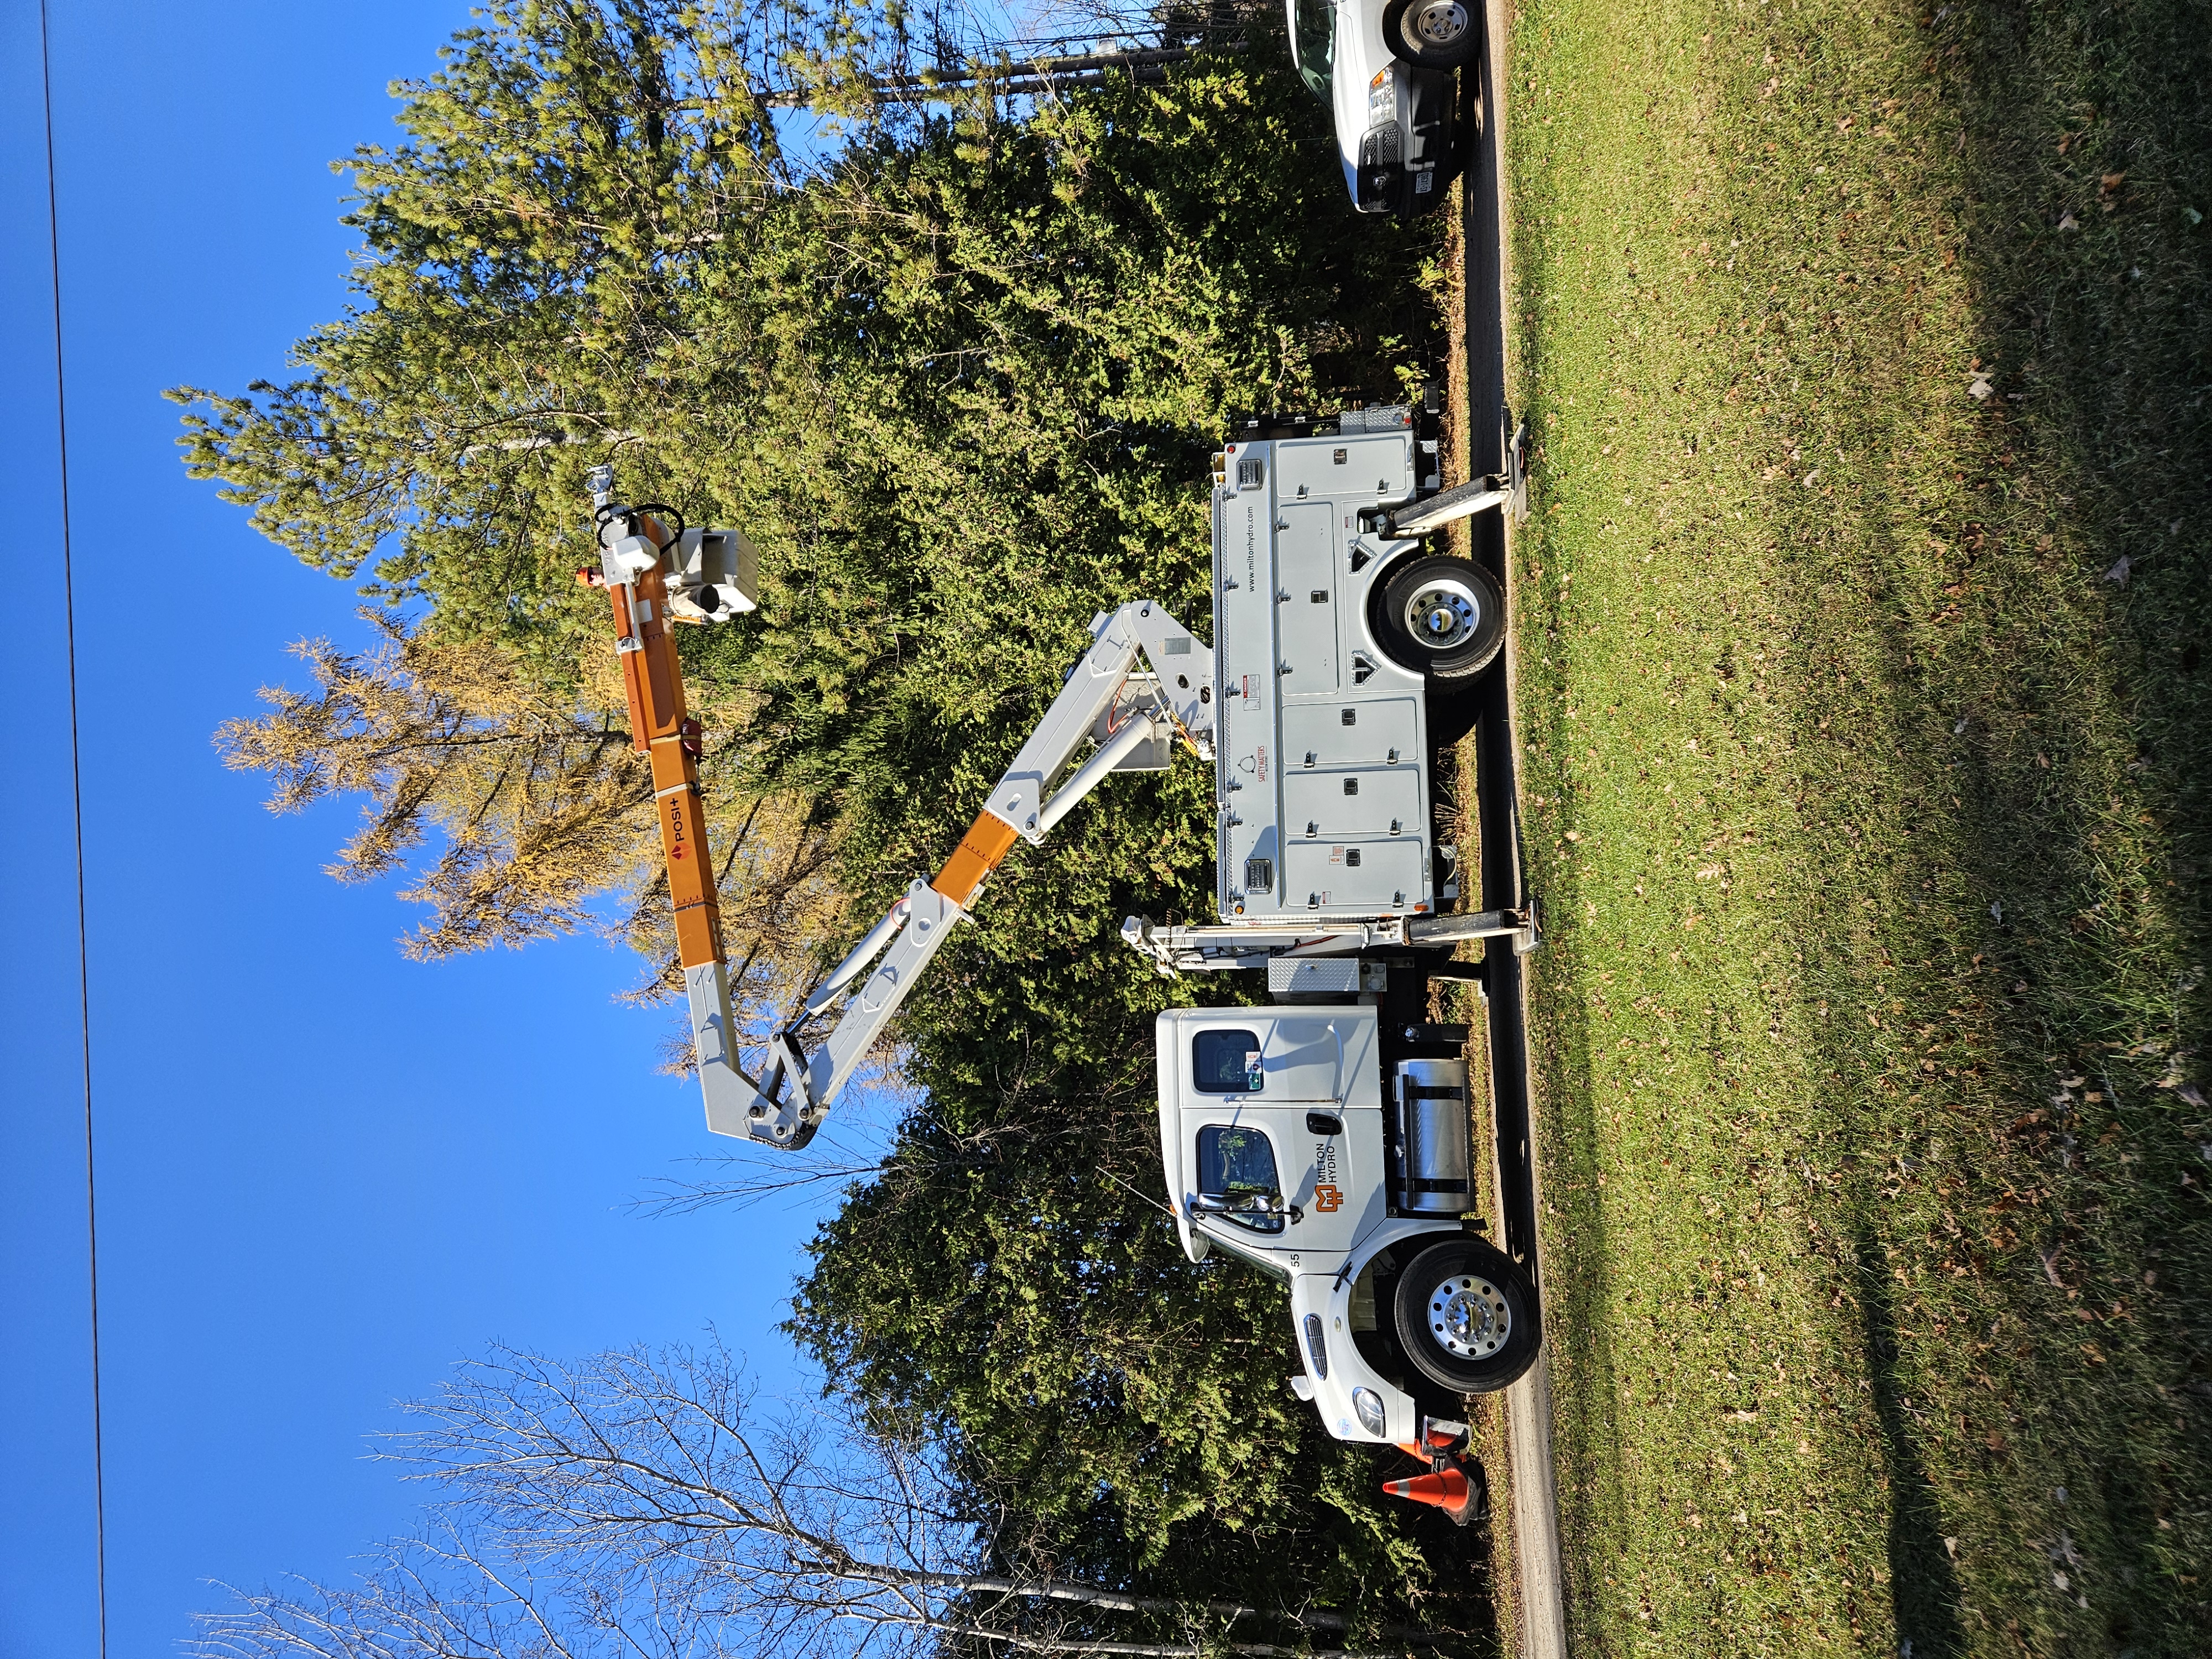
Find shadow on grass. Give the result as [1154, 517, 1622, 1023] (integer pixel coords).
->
[1851, 1225, 1968, 1658]
[1812, 0, 2212, 1646]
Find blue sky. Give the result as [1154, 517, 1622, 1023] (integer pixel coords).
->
[0, 5, 844, 1650]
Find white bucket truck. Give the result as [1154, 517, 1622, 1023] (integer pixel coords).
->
[597, 397, 1538, 1464]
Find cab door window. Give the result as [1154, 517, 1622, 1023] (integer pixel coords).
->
[1194, 1124, 1285, 1234]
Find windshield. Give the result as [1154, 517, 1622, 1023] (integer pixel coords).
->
[1286, 0, 1334, 103]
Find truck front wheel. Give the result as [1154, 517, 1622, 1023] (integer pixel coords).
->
[1392, 1237, 1538, 1393]
[1374, 554, 1505, 681]
[1383, 0, 1482, 70]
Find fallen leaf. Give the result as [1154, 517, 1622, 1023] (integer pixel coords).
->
[1968, 374, 1994, 400]
[2057, 210, 2079, 231]
[2180, 1083, 2208, 1108]
[2105, 554, 2132, 586]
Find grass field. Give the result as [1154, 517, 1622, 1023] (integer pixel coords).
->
[1496, 0, 2211, 1652]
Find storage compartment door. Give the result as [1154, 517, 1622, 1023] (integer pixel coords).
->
[1281, 697, 1420, 770]
[1282, 766, 1423, 839]
[1280, 838, 1423, 912]
[1274, 503, 1338, 693]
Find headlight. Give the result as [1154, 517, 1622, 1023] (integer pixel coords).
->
[1302, 1313, 1329, 1380]
[1352, 1386, 1387, 1437]
[1366, 66, 1399, 128]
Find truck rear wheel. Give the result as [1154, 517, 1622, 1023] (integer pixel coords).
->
[1374, 554, 1505, 681]
[1392, 1237, 1538, 1393]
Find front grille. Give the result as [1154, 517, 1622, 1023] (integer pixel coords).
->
[1357, 126, 1404, 215]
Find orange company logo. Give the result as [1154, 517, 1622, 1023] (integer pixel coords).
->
[1313, 1139, 1342, 1215]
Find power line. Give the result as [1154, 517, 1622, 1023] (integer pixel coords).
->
[37, 2, 109, 1653]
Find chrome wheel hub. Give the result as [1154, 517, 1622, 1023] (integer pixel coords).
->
[1404, 575, 1483, 650]
[1427, 1272, 1510, 1359]
[1410, 0, 1470, 46]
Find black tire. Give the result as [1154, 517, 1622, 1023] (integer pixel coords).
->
[1373, 554, 1505, 681]
[1383, 0, 1481, 70]
[1391, 1237, 1539, 1394]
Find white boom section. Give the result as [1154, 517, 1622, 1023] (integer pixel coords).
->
[694, 601, 1213, 1149]
[985, 599, 1215, 844]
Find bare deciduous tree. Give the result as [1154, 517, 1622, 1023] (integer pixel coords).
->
[191, 1345, 1463, 1659]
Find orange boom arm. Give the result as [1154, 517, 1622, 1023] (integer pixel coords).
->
[604, 526, 725, 974]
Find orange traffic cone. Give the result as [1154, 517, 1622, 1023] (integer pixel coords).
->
[1381, 1464, 1481, 1526]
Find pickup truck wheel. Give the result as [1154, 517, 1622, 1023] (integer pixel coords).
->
[1392, 1237, 1538, 1393]
[1383, 0, 1482, 69]
[1374, 554, 1505, 681]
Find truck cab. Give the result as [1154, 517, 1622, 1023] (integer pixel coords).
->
[1157, 1005, 1535, 1443]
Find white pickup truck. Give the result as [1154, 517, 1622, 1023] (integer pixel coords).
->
[1289, 0, 1482, 217]
[597, 398, 1537, 1461]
